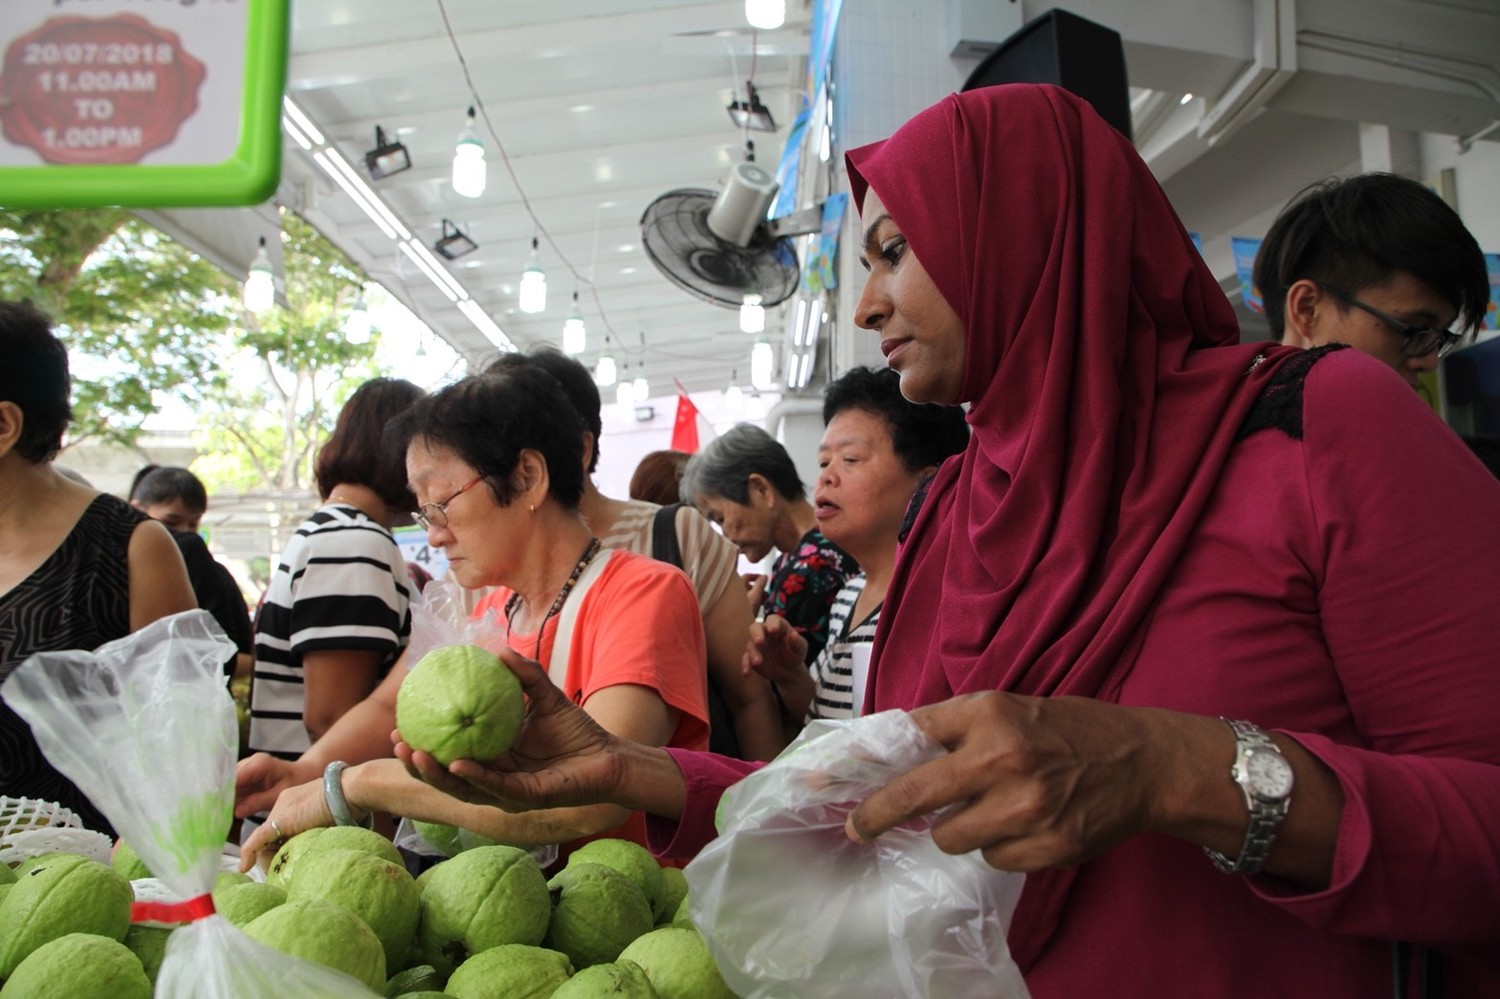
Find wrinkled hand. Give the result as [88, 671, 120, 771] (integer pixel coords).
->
[237, 775, 334, 873]
[234, 752, 312, 820]
[394, 645, 627, 814]
[744, 614, 808, 684]
[845, 693, 1163, 872]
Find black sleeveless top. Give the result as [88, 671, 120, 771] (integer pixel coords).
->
[0, 493, 145, 834]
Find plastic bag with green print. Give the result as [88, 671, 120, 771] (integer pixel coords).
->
[2, 610, 382, 997]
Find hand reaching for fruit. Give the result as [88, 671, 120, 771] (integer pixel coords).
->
[395, 646, 689, 822]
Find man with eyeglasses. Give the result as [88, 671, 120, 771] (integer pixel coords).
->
[1254, 172, 1489, 390]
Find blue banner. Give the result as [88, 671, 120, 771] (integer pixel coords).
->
[1230, 235, 1264, 314]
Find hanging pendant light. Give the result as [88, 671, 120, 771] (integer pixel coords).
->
[519, 236, 546, 313]
[595, 337, 617, 387]
[243, 236, 274, 314]
[739, 292, 765, 333]
[343, 286, 370, 343]
[632, 369, 649, 403]
[725, 368, 745, 411]
[745, 0, 785, 30]
[562, 292, 587, 354]
[615, 363, 635, 407]
[452, 106, 486, 198]
[750, 336, 775, 390]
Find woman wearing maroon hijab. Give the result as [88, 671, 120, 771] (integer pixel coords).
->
[397, 85, 1500, 996]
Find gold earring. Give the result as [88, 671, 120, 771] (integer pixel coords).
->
[528, 503, 536, 514]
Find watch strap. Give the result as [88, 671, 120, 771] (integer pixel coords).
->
[1204, 719, 1290, 875]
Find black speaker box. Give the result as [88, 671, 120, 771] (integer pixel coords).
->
[962, 8, 1133, 142]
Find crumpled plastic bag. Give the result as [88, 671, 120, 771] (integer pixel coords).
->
[685, 710, 1031, 999]
[1, 610, 379, 997]
[393, 577, 558, 870]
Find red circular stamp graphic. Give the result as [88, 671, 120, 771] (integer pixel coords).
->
[0, 13, 207, 165]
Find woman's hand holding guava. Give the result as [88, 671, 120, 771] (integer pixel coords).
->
[238, 774, 335, 872]
[396, 646, 636, 814]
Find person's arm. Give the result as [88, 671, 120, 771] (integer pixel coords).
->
[301, 648, 386, 742]
[703, 580, 787, 761]
[845, 693, 1343, 885]
[234, 656, 407, 819]
[126, 518, 197, 630]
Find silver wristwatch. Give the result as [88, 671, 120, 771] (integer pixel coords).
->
[1204, 719, 1293, 875]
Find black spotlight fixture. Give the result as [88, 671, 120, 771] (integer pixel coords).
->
[727, 81, 777, 133]
[365, 125, 412, 179]
[434, 219, 479, 260]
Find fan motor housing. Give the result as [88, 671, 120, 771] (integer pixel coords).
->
[707, 161, 779, 246]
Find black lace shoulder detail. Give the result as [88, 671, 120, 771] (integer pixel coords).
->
[1236, 343, 1349, 442]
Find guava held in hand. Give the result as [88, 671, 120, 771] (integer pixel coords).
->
[398, 644, 526, 766]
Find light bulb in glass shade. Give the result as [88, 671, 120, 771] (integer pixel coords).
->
[725, 381, 744, 411]
[632, 373, 649, 402]
[595, 349, 617, 387]
[344, 292, 370, 344]
[244, 237, 274, 314]
[615, 378, 635, 407]
[739, 293, 765, 333]
[452, 106, 486, 198]
[745, 0, 785, 30]
[519, 237, 546, 313]
[750, 336, 775, 390]
[562, 292, 586, 354]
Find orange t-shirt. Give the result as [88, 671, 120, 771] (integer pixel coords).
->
[473, 550, 709, 860]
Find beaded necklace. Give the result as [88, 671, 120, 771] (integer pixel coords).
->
[504, 536, 603, 662]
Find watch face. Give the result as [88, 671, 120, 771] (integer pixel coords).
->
[1246, 748, 1294, 798]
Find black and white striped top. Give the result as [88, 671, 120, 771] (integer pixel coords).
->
[247, 503, 410, 761]
[808, 574, 878, 721]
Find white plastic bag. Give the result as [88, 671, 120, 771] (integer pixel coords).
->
[1, 610, 380, 997]
[685, 710, 1031, 999]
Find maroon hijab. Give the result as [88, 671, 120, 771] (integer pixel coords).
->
[847, 85, 1293, 968]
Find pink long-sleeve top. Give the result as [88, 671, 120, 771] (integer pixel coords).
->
[650, 350, 1500, 996]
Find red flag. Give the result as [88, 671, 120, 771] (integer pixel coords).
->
[671, 390, 701, 452]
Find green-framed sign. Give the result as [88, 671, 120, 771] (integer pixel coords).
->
[0, 0, 289, 207]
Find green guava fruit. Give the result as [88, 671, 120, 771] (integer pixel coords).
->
[412, 820, 463, 857]
[111, 839, 153, 881]
[123, 923, 174, 985]
[397, 645, 524, 765]
[669, 893, 693, 931]
[444, 943, 573, 999]
[242, 897, 386, 992]
[384, 963, 445, 997]
[213, 880, 286, 926]
[267, 825, 403, 889]
[392, 993, 453, 998]
[0, 864, 14, 885]
[566, 839, 667, 922]
[288, 846, 421, 972]
[550, 958, 661, 998]
[0, 884, 11, 906]
[618, 927, 736, 999]
[0, 853, 133, 978]
[545, 862, 654, 969]
[214, 869, 253, 891]
[414, 845, 550, 978]
[655, 868, 688, 927]
[415, 863, 441, 895]
[0, 932, 151, 998]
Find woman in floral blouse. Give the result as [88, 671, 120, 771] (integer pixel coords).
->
[681, 423, 858, 666]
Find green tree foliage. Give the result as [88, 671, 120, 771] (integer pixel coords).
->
[0, 207, 382, 493]
[196, 210, 381, 492]
[0, 209, 238, 448]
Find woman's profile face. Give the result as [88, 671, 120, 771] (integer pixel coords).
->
[853, 189, 967, 405]
[406, 437, 518, 590]
[696, 490, 777, 563]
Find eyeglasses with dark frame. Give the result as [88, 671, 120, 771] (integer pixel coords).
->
[1318, 285, 1467, 359]
[414, 475, 484, 531]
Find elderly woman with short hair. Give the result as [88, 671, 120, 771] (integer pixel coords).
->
[680, 423, 857, 667]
